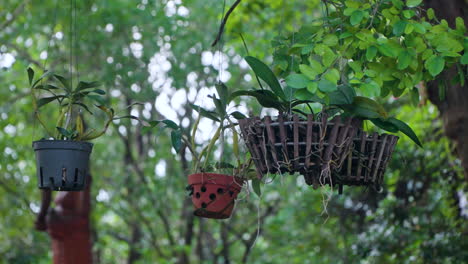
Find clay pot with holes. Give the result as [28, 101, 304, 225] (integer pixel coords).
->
[187, 173, 244, 219]
[33, 140, 93, 191]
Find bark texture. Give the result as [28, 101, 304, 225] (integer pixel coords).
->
[424, 0, 468, 179]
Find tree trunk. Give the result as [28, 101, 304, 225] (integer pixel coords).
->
[424, 0, 468, 179]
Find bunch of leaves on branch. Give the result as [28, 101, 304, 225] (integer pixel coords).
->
[28, 67, 150, 141]
[236, 0, 467, 146]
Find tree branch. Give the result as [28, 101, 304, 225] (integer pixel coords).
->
[211, 0, 242, 47]
[0, 0, 29, 31]
[0, 177, 34, 213]
[4, 42, 44, 69]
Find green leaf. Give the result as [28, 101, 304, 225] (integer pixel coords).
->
[27, 68, 34, 85]
[323, 34, 339, 46]
[387, 117, 422, 147]
[285, 74, 310, 89]
[397, 51, 412, 70]
[299, 64, 318, 79]
[245, 56, 286, 101]
[141, 121, 160, 134]
[361, 80, 381, 97]
[323, 69, 340, 84]
[427, 8, 435, 20]
[90, 89, 106, 95]
[393, 20, 407, 36]
[162, 120, 179, 130]
[318, 79, 337, 93]
[54, 74, 71, 91]
[294, 88, 313, 100]
[350, 10, 364, 26]
[230, 111, 247, 120]
[406, 0, 422, 8]
[461, 52, 468, 65]
[189, 104, 220, 122]
[87, 94, 106, 105]
[230, 90, 285, 111]
[403, 10, 415, 19]
[35, 84, 61, 90]
[76, 81, 102, 92]
[32, 71, 54, 87]
[56, 127, 73, 138]
[251, 178, 262, 197]
[37, 96, 63, 108]
[114, 115, 151, 127]
[171, 130, 182, 152]
[213, 97, 226, 117]
[378, 44, 398, 57]
[308, 59, 324, 75]
[307, 82, 318, 94]
[73, 102, 93, 115]
[351, 96, 388, 118]
[215, 82, 229, 107]
[366, 46, 378, 61]
[455, 17, 466, 32]
[370, 118, 399, 133]
[329, 85, 356, 105]
[424, 55, 445, 77]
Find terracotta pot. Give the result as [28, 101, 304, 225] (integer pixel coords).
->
[188, 173, 244, 219]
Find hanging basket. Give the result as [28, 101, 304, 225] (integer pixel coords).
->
[238, 113, 359, 186]
[334, 130, 399, 189]
[33, 140, 93, 191]
[187, 173, 244, 219]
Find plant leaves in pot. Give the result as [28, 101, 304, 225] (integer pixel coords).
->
[28, 68, 146, 191]
[233, 55, 422, 193]
[186, 83, 252, 219]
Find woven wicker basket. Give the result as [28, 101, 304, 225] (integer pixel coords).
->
[239, 114, 359, 184]
[334, 130, 399, 189]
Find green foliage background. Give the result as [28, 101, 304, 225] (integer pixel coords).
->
[0, 0, 466, 263]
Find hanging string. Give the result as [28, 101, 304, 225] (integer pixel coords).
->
[217, 0, 226, 83]
[42, 0, 60, 71]
[33, 0, 60, 141]
[74, 0, 79, 83]
[288, 0, 296, 114]
[69, 0, 73, 87]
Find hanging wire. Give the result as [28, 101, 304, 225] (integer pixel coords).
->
[69, 0, 73, 87]
[217, 0, 227, 167]
[74, 0, 79, 83]
[33, 0, 60, 141]
[217, 0, 226, 83]
[288, 0, 296, 115]
[42, 0, 60, 71]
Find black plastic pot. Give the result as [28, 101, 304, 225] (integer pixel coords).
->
[33, 140, 93, 191]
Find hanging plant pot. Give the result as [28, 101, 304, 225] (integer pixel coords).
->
[239, 113, 360, 186]
[334, 130, 399, 190]
[33, 140, 93, 191]
[187, 173, 244, 219]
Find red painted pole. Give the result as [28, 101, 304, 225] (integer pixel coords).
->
[36, 175, 92, 264]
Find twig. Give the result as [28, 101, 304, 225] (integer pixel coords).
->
[0, 0, 29, 30]
[0, 177, 34, 213]
[4, 43, 44, 69]
[211, 0, 242, 47]
[367, 0, 382, 29]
